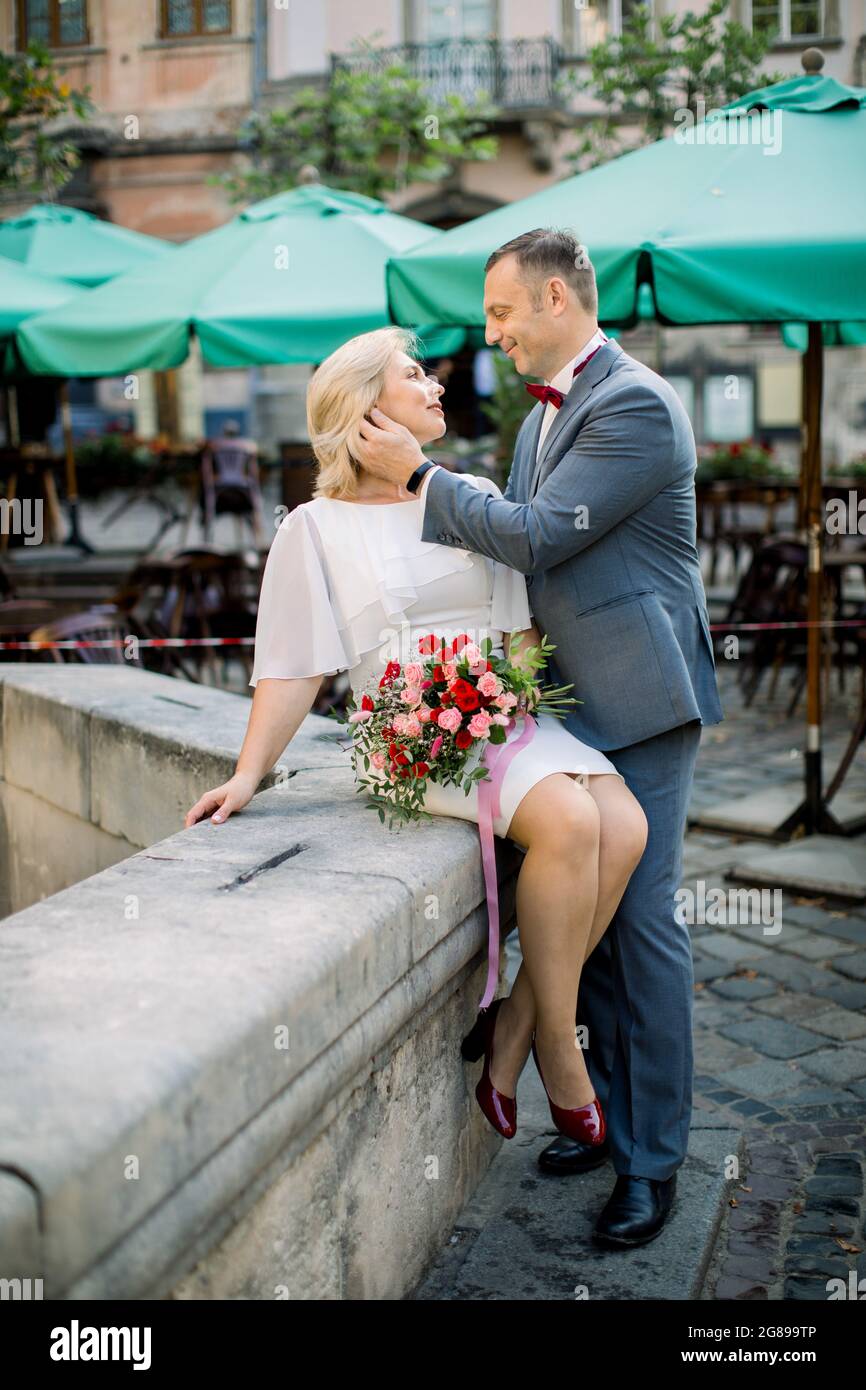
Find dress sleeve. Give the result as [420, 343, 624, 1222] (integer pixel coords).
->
[248, 506, 350, 687]
[465, 473, 533, 634]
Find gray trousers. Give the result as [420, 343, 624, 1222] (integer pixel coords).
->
[578, 719, 703, 1181]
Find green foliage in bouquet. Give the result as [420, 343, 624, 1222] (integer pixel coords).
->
[329, 631, 579, 830]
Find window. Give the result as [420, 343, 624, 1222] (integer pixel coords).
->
[747, 0, 825, 41]
[562, 1, 652, 58]
[408, 0, 498, 43]
[703, 374, 755, 443]
[160, 0, 232, 39]
[18, 0, 88, 48]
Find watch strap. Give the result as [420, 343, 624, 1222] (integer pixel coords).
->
[406, 459, 436, 494]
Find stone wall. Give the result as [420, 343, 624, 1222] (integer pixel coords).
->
[0, 665, 519, 1299]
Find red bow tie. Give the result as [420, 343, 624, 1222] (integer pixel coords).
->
[525, 342, 605, 410]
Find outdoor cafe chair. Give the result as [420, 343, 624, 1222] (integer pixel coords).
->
[26, 605, 139, 668]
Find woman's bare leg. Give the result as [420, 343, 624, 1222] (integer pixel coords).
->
[490, 773, 648, 1102]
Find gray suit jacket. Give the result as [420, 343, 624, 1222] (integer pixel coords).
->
[420, 339, 724, 751]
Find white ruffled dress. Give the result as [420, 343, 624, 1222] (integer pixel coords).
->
[249, 473, 621, 847]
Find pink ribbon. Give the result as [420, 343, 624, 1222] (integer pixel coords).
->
[475, 710, 536, 1010]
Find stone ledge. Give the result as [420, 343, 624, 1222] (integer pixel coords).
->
[0, 667, 519, 1298]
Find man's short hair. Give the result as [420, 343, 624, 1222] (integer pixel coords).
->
[485, 228, 598, 316]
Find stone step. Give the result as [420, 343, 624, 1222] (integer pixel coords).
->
[410, 1059, 739, 1301]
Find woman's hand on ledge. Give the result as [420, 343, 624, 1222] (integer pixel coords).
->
[184, 771, 260, 828]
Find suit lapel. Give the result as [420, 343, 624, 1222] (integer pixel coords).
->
[504, 402, 543, 502]
[527, 340, 623, 499]
[519, 404, 544, 499]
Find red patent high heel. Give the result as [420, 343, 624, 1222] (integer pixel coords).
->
[460, 998, 517, 1139]
[531, 1031, 606, 1146]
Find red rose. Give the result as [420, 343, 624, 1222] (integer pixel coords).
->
[451, 678, 481, 713]
[361, 693, 375, 711]
[428, 707, 442, 724]
[395, 752, 411, 767]
[379, 660, 401, 687]
[439, 692, 452, 706]
[452, 634, 471, 653]
[417, 634, 438, 656]
[433, 664, 448, 683]
[455, 729, 473, 750]
[412, 762, 430, 778]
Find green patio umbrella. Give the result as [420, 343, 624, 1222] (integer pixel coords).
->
[16, 184, 461, 377]
[0, 204, 172, 288]
[0, 254, 82, 339]
[388, 67, 866, 331]
[0, 205, 171, 549]
[781, 321, 866, 350]
[0, 254, 81, 435]
[0, 254, 91, 544]
[387, 50, 866, 838]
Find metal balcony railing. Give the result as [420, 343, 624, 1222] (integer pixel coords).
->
[331, 37, 563, 112]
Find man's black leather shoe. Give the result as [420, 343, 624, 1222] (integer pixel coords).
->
[592, 1173, 677, 1247]
[537, 1133, 611, 1175]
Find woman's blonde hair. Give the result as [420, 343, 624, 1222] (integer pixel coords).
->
[308, 326, 420, 500]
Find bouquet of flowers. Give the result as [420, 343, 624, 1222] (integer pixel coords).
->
[331, 631, 579, 827]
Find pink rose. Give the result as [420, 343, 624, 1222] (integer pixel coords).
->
[371, 751, 387, 769]
[477, 672, 502, 697]
[491, 712, 511, 726]
[417, 704, 433, 723]
[494, 691, 518, 710]
[442, 661, 458, 682]
[468, 711, 493, 738]
[406, 662, 424, 686]
[348, 709, 373, 723]
[437, 707, 462, 733]
[392, 713, 409, 733]
[401, 686, 422, 707]
[405, 716, 422, 737]
[461, 642, 481, 665]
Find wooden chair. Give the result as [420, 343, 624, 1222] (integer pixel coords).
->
[28, 605, 141, 667]
[111, 548, 259, 685]
[725, 535, 809, 708]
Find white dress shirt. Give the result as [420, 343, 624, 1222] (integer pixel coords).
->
[536, 327, 609, 458]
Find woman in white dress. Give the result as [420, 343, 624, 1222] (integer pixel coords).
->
[185, 327, 648, 1149]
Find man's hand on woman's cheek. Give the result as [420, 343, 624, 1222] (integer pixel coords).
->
[355, 408, 425, 483]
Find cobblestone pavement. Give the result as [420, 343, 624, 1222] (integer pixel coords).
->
[687, 664, 866, 1299]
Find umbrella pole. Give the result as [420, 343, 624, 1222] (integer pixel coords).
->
[6, 385, 20, 446]
[779, 321, 841, 837]
[58, 381, 94, 554]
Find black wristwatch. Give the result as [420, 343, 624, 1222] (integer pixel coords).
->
[406, 459, 437, 494]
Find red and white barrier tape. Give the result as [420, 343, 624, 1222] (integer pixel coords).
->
[0, 636, 254, 651]
[3, 618, 866, 652]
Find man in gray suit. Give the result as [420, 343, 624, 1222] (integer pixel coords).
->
[357, 228, 724, 1247]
